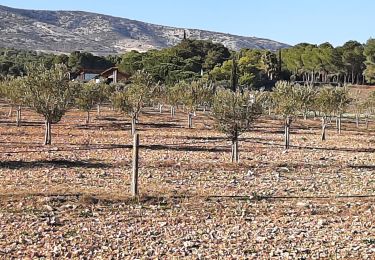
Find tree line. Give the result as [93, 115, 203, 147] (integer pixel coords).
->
[1, 38, 375, 87]
[1, 63, 374, 163]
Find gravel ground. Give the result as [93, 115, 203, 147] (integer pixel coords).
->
[0, 105, 374, 259]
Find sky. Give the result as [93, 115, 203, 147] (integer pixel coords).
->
[0, 0, 373, 46]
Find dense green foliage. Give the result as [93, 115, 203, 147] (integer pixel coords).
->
[2, 38, 375, 88]
[0, 48, 115, 78]
[281, 41, 366, 85]
[118, 39, 231, 84]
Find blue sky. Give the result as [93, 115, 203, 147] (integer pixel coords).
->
[0, 0, 373, 46]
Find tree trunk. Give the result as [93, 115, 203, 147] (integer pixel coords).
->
[86, 110, 90, 125]
[338, 114, 342, 134]
[284, 117, 291, 149]
[97, 104, 101, 117]
[352, 69, 355, 84]
[311, 70, 314, 83]
[16, 106, 21, 127]
[8, 106, 13, 118]
[44, 120, 52, 145]
[365, 116, 369, 129]
[188, 113, 193, 128]
[355, 114, 359, 128]
[44, 120, 48, 145]
[231, 138, 239, 163]
[170, 106, 175, 117]
[159, 104, 163, 114]
[321, 117, 326, 141]
[131, 116, 137, 135]
[131, 133, 139, 197]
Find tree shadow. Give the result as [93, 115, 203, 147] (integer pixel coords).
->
[100, 117, 121, 122]
[0, 159, 112, 170]
[75, 122, 130, 131]
[0, 120, 44, 127]
[108, 143, 227, 153]
[186, 136, 227, 141]
[349, 165, 375, 170]
[244, 139, 375, 153]
[138, 122, 182, 129]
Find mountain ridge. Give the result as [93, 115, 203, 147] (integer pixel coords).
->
[0, 5, 290, 55]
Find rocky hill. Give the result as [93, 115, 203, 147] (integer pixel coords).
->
[0, 5, 290, 55]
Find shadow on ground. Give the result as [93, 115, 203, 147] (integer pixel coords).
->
[0, 159, 112, 169]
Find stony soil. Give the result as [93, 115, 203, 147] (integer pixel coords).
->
[0, 104, 374, 259]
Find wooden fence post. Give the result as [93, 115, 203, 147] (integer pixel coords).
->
[131, 134, 140, 197]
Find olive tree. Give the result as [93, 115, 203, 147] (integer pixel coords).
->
[22, 63, 78, 145]
[350, 90, 364, 128]
[152, 83, 166, 114]
[75, 82, 106, 124]
[181, 79, 213, 128]
[256, 90, 275, 116]
[1, 77, 25, 126]
[212, 89, 261, 163]
[316, 86, 336, 141]
[166, 83, 182, 117]
[364, 91, 375, 129]
[333, 87, 351, 134]
[294, 84, 318, 120]
[272, 81, 298, 149]
[95, 81, 111, 117]
[112, 70, 154, 135]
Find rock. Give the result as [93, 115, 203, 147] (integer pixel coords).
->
[44, 205, 54, 212]
[60, 204, 75, 210]
[247, 170, 255, 176]
[48, 216, 61, 226]
[256, 236, 267, 242]
[296, 201, 309, 208]
[317, 219, 327, 227]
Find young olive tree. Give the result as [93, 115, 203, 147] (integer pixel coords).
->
[166, 83, 182, 117]
[316, 86, 336, 141]
[95, 81, 111, 117]
[272, 81, 298, 149]
[200, 81, 215, 113]
[1, 77, 25, 126]
[181, 79, 213, 128]
[363, 91, 375, 129]
[212, 89, 261, 163]
[22, 63, 78, 145]
[256, 90, 275, 116]
[75, 82, 106, 124]
[112, 70, 154, 135]
[152, 83, 166, 114]
[294, 84, 318, 120]
[333, 87, 351, 134]
[350, 90, 363, 128]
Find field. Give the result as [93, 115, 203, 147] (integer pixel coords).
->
[0, 102, 374, 259]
